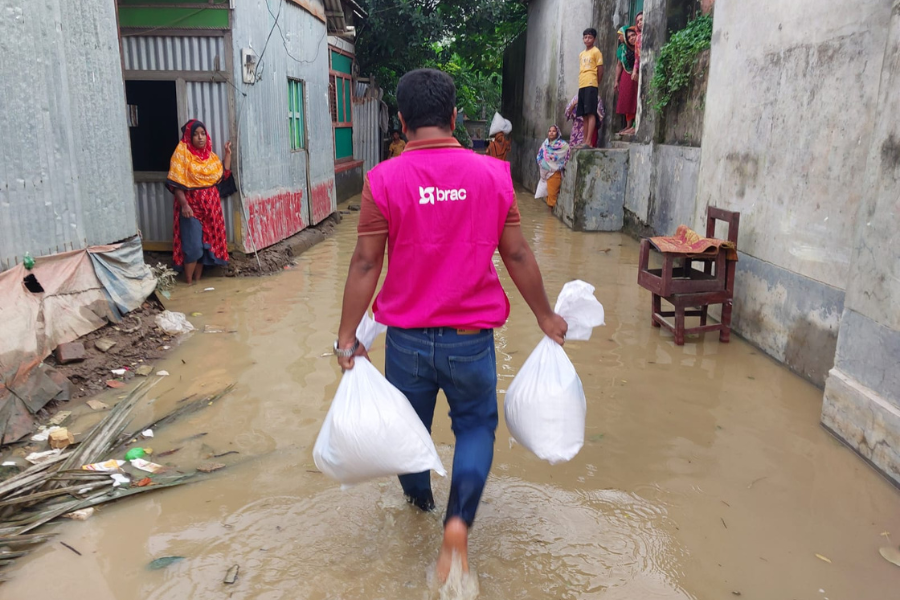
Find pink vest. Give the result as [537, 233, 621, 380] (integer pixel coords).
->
[367, 147, 516, 329]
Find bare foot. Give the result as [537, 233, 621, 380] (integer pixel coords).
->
[436, 517, 468, 583]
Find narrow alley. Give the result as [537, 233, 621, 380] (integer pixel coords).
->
[3, 193, 898, 600]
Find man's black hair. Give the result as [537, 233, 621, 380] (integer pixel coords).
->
[397, 69, 456, 131]
[583, 27, 598, 38]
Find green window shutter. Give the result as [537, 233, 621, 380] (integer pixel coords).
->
[330, 51, 353, 75]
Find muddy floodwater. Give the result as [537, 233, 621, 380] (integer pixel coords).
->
[6, 191, 900, 599]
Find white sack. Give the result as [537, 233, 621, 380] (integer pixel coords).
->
[489, 112, 512, 137]
[313, 314, 446, 486]
[534, 179, 549, 199]
[504, 281, 604, 464]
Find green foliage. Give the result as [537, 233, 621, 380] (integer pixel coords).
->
[649, 14, 713, 112]
[356, 0, 527, 119]
[452, 119, 472, 148]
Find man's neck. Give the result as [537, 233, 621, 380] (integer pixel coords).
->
[406, 126, 454, 142]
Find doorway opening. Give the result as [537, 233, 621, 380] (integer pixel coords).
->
[125, 80, 179, 172]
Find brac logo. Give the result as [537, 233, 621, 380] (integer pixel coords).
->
[418, 186, 468, 205]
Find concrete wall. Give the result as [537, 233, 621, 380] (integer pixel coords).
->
[693, 0, 893, 385]
[822, 0, 900, 486]
[232, 0, 336, 248]
[557, 149, 628, 231]
[0, 0, 137, 271]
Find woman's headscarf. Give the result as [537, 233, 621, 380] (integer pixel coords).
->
[166, 119, 223, 191]
[617, 27, 637, 72]
[536, 126, 570, 172]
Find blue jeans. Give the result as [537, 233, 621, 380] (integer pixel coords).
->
[385, 327, 498, 527]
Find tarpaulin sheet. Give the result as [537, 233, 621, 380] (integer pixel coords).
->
[0, 236, 156, 444]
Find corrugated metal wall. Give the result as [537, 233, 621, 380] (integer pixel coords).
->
[121, 35, 237, 247]
[231, 1, 336, 242]
[122, 36, 226, 71]
[352, 97, 383, 175]
[0, 1, 137, 271]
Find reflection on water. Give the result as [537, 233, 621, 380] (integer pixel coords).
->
[3, 191, 899, 600]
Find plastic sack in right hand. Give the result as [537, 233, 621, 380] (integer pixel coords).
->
[504, 281, 604, 464]
[312, 314, 446, 486]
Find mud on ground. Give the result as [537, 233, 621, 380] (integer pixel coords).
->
[145, 213, 342, 278]
[42, 298, 172, 401]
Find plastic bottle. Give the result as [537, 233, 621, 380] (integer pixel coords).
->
[23, 252, 34, 270]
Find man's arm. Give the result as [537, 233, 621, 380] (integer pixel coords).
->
[597, 64, 604, 84]
[498, 225, 567, 344]
[336, 233, 387, 368]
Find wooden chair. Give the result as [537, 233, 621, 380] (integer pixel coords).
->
[637, 208, 740, 345]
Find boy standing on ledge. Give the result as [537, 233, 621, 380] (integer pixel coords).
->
[576, 27, 604, 148]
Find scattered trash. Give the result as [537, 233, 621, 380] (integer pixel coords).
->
[130, 458, 166, 474]
[23, 251, 35, 270]
[155, 311, 195, 335]
[224, 564, 240, 584]
[151, 263, 178, 294]
[732, 592, 741, 597]
[110, 473, 131, 487]
[203, 287, 215, 292]
[106, 380, 125, 389]
[203, 325, 226, 334]
[26, 449, 63, 464]
[142, 429, 154, 438]
[48, 411, 73, 426]
[190, 312, 203, 317]
[136, 477, 153, 487]
[148, 556, 185, 570]
[95, 338, 117, 353]
[815, 553, 832, 564]
[111, 368, 127, 376]
[81, 459, 126, 472]
[156, 370, 170, 377]
[179, 433, 207, 443]
[87, 399, 109, 410]
[48, 428, 75, 450]
[212, 450, 239, 459]
[879, 546, 900, 568]
[62, 508, 95, 521]
[31, 426, 61, 442]
[135, 364, 154, 377]
[197, 462, 226, 473]
[157, 447, 182, 457]
[124, 448, 146, 461]
[60, 541, 82, 556]
[2, 461, 17, 467]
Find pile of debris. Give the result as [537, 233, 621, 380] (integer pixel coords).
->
[0, 381, 235, 581]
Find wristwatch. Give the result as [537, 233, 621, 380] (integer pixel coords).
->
[333, 338, 360, 358]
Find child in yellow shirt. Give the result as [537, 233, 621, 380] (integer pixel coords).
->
[576, 28, 604, 148]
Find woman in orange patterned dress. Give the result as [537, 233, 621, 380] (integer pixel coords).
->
[166, 120, 232, 284]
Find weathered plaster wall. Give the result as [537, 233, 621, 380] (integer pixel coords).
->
[620, 142, 700, 240]
[822, 1, 900, 486]
[693, 0, 893, 385]
[557, 149, 628, 231]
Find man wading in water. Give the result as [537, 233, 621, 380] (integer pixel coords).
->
[334, 68, 567, 581]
